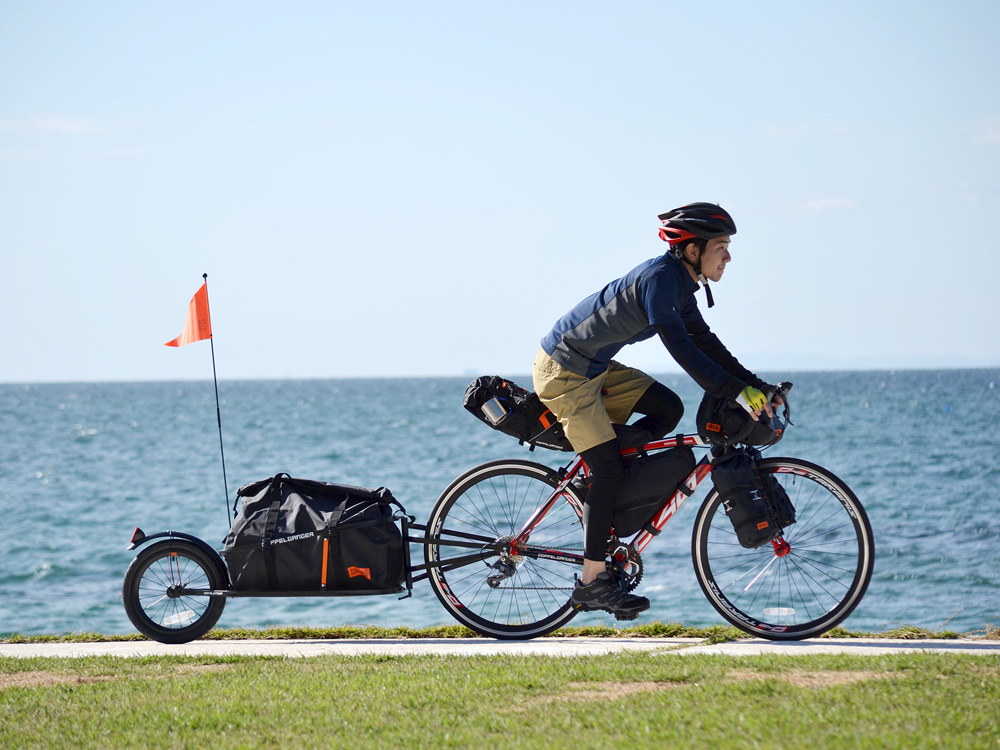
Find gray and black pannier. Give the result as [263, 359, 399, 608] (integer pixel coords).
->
[711, 449, 796, 548]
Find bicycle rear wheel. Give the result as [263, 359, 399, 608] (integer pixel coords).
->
[425, 459, 585, 639]
[692, 457, 874, 640]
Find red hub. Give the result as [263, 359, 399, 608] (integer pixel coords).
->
[771, 537, 791, 557]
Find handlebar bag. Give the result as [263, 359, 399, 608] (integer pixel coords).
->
[696, 392, 784, 448]
[610, 446, 696, 538]
[711, 449, 796, 548]
[464, 375, 573, 452]
[222, 474, 406, 593]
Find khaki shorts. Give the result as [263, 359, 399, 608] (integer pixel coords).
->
[532, 348, 655, 453]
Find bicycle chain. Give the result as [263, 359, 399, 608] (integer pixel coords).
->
[503, 543, 583, 552]
[489, 544, 640, 592]
[488, 543, 582, 590]
[491, 584, 574, 591]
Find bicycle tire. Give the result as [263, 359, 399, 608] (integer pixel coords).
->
[425, 459, 585, 639]
[122, 540, 227, 644]
[692, 457, 874, 640]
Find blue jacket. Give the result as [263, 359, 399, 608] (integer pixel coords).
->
[540, 253, 763, 398]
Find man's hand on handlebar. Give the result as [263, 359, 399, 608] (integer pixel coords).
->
[737, 383, 792, 422]
[736, 386, 771, 421]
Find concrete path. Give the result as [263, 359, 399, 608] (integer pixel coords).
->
[2, 637, 999, 659]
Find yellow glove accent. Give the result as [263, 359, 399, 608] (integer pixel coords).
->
[736, 386, 768, 414]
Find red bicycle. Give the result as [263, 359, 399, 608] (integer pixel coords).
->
[122, 387, 874, 644]
[423, 388, 874, 641]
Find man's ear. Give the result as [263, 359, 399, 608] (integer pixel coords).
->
[682, 242, 699, 264]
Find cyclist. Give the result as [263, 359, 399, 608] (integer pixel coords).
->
[532, 202, 781, 619]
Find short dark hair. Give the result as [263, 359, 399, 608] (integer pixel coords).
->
[672, 237, 706, 261]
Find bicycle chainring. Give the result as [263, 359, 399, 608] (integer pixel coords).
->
[607, 542, 643, 593]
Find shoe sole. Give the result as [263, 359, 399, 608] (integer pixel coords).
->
[572, 600, 650, 617]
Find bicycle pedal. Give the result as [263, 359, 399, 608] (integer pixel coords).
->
[614, 612, 640, 622]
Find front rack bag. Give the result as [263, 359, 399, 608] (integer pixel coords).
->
[696, 392, 785, 448]
[222, 473, 406, 593]
[711, 449, 796, 548]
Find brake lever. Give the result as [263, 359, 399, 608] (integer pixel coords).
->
[775, 381, 793, 427]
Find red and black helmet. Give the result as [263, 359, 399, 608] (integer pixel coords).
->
[657, 203, 737, 246]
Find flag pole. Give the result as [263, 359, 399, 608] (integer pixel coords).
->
[203, 273, 232, 525]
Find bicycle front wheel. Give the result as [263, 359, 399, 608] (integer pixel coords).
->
[123, 540, 227, 644]
[425, 459, 585, 639]
[692, 457, 874, 640]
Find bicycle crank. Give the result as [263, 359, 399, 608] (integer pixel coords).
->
[607, 542, 644, 593]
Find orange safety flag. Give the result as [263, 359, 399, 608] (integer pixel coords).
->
[165, 282, 212, 347]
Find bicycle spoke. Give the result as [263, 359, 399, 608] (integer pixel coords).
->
[784, 555, 842, 609]
[791, 553, 860, 578]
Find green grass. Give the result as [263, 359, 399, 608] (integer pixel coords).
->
[3, 620, 997, 644]
[1, 651, 998, 749]
[0, 621, 739, 644]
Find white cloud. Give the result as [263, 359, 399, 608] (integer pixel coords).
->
[0, 149, 33, 162]
[93, 148, 146, 158]
[762, 122, 854, 138]
[763, 122, 813, 138]
[803, 198, 860, 211]
[972, 114, 1000, 144]
[0, 118, 106, 134]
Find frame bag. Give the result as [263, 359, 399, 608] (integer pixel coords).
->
[464, 375, 573, 452]
[711, 449, 795, 548]
[611, 446, 696, 537]
[222, 474, 406, 593]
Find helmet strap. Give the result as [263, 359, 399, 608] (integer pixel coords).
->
[697, 274, 715, 308]
[681, 240, 713, 306]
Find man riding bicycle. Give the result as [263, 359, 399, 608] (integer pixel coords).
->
[532, 202, 783, 619]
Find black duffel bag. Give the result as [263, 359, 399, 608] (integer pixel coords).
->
[222, 473, 407, 593]
[711, 449, 796, 548]
[611, 446, 696, 538]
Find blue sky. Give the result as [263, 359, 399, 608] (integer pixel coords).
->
[1, 1, 997, 382]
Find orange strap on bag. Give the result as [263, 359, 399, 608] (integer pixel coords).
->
[321, 538, 329, 589]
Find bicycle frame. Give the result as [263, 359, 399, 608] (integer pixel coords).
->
[511, 433, 716, 562]
[137, 435, 717, 597]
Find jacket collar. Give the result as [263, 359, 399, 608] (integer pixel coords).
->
[665, 252, 700, 296]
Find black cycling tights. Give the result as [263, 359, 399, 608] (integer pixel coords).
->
[580, 382, 684, 561]
[628, 381, 684, 442]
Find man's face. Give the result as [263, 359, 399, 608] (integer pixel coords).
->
[697, 236, 732, 282]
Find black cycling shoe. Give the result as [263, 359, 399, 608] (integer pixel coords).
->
[571, 573, 650, 620]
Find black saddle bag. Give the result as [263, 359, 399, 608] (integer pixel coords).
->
[222, 473, 406, 593]
[463, 375, 573, 452]
[611, 446, 696, 538]
[711, 449, 796, 548]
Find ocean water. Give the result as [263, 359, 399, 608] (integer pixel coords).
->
[1, 369, 997, 637]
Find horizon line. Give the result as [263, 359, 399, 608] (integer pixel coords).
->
[2, 363, 998, 387]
